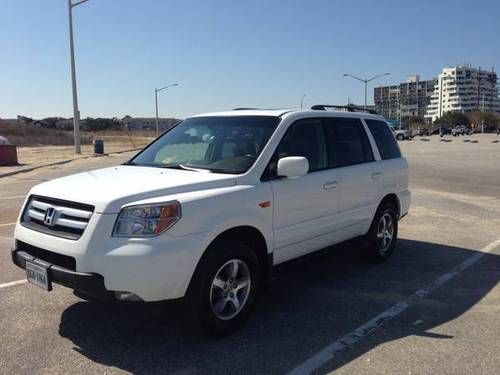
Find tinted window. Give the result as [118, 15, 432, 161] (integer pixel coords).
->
[365, 120, 401, 160]
[263, 119, 326, 179]
[323, 117, 374, 168]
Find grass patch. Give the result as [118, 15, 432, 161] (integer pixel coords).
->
[0, 123, 92, 146]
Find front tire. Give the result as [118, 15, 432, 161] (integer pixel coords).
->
[396, 134, 404, 141]
[366, 202, 398, 261]
[188, 239, 260, 336]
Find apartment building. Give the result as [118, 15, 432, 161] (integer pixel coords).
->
[425, 66, 500, 122]
[374, 75, 437, 121]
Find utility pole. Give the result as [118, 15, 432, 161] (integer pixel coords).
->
[68, 0, 89, 154]
[481, 92, 485, 133]
[300, 94, 306, 110]
[477, 67, 481, 111]
[154, 83, 179, 136]
[399, 99, 402, 130]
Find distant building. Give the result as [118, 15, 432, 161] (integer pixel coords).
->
[425, 66, 500, 122]
[345, 103, 376, 112]
[374, 75, 437, 121]
[121, 116, 179, 131]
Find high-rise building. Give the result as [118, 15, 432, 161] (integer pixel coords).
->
[425, 66, 500, 122]
[374, 75, 437, 121]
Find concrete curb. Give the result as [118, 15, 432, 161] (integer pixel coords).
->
[0, 147, 141, 179]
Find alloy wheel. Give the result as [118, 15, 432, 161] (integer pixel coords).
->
[377, 212, 394, 253]
[209, 259, 251, 320]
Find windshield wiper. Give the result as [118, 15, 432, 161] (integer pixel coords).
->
[197, 167, 242, 174]
[158, 164, 209, 173]
[178, 164, 211, 173]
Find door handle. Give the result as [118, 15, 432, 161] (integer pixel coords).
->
[323, 181, 338, 190]
[371, 172, 383, 179]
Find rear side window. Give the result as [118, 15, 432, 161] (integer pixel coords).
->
[323, 117, 374, 168]
[365, 120, 401, 160]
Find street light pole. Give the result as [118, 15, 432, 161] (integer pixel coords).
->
[343, 72, 391, 109]
[155, 89, 159, 136]
[481, 92, 485, 133]
[300, 94, 306, 110]
[364, 82, 368, 111]
[68, 0, 89, 154]
[154, 83, 179, 136]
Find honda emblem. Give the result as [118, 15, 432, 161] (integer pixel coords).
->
[43, 207, 57, 226]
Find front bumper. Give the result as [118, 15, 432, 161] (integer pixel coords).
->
[13, 215, 215, 301]
[11, 247, 115, 300]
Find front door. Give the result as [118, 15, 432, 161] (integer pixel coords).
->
[267, 119, 341, 263]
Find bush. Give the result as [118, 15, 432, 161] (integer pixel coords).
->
[0, 122, 92, 146]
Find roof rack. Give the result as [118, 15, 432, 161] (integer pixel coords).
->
[310, 104, 378, 115]
[231, 108, 296, 117]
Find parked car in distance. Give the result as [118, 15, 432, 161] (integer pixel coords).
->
[390, 126, 413, 141]
[12, 106, 411, 335]
[428, 127, 441, 135]
[412, 128, 425, 137]
[439, 127, 453, 136]
[451, 125, 471, 136]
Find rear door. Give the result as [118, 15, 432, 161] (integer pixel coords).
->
[323, 117, 382, 238]
[266, 118, 341, 263]
[365, 119, 407, 212]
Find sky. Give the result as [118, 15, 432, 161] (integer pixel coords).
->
[1, 0, 500, 120]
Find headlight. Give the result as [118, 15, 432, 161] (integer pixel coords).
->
[112, 201, 181, 237]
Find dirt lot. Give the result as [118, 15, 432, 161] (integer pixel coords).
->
[0, 135, 154, 176]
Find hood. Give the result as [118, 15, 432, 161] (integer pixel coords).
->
[29, 165, 237, 213]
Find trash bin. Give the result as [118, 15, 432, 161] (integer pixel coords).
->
[94, 139, 104, 154]
[0, 144, 18, 166]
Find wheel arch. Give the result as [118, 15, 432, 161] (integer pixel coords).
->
[187, 225, 272, 297]
[379, 193, 401, 218]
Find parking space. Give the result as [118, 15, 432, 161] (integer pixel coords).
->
[1, 137, 499, 374]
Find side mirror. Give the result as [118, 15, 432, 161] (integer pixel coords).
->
[277, 156, 309, 179]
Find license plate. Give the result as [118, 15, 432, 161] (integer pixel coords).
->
[26, 261, 52, 291]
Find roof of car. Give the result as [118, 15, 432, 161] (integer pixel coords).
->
[191, 109, 296, 117]
[191, 108, 386, 121]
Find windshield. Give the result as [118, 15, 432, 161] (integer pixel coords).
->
[129, 116, 280, 174]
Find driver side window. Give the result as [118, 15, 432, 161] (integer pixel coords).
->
[262, 119, 326, 180]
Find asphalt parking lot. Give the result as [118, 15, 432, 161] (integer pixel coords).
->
[1, 134, 500, 374]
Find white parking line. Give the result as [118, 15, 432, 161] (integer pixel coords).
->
[0, 223, 16, 227]
[0, 279, 27, 289]
[288, 238, 500, 375]
[0, 195, 26, 200]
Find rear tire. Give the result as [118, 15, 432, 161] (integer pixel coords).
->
[396, 134, 404, 141]
[366, 202, 398, 261]
[187, 239, 260, 336]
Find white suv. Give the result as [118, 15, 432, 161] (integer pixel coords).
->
[12, 106, 410, 335]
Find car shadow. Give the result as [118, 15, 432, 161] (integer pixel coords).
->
[58, 239, 500, 374]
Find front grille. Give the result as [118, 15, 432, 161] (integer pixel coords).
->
[16, 240, 76, 271]
[21, 195, 94, 240]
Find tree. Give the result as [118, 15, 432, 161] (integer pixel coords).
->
[402, 116, 425, 130]
[433, 112, 470, 127]
[84, 117, 122, 131]
[467, 111, 499, 131]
